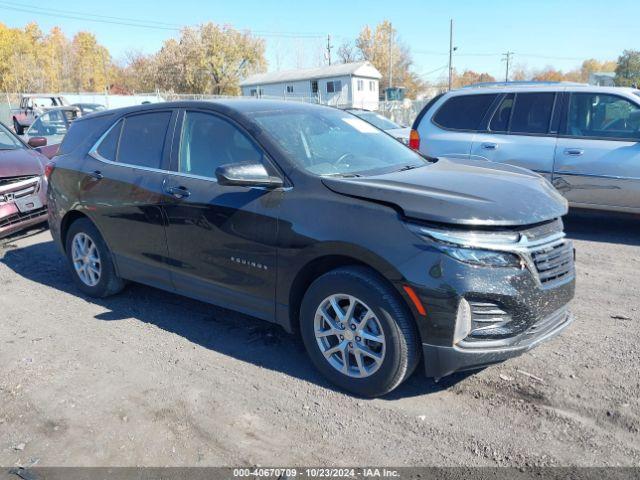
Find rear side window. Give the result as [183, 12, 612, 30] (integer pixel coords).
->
[489, 94, 515, 132]
[117, 112, 172, 169]
[510, 93, 555, 135]
[59, 114, 116, 156]
[433, 94, 497, 131]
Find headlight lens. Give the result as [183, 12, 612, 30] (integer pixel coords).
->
[439, 245, 521, 267]
[408, 223, 522, 268]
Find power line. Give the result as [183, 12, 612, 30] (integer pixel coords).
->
[0, 1, 326, 38]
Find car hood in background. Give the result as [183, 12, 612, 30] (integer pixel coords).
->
[0, 148, 46, 177]
[322, 157, 568, 227]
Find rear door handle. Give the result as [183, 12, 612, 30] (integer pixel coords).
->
[481, 142, 498, 150]
[164, 185, 191, 199]
[88, 170, 103, 181]
[564, 148, 584, 156]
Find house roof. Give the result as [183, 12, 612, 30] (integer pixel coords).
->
[240, 61, 382, 86]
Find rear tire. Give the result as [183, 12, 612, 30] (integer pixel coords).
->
[65, 218, 125, 298]
[300, 266, 420, 397]
[13, 118, 23, 136]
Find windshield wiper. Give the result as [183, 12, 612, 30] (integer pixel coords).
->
[396, 164, 421, 172]
[324, 172, 362, 178]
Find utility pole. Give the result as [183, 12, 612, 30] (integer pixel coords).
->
[448, 19, 454, 91]
[326, 34, 333, 65]
[388, 22, 393, 90]
[502, 51, 514, 82]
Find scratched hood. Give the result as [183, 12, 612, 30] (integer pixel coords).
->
[322, 157, 568, 226]
[0, 148, 45, 178]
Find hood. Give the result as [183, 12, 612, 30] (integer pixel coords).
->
[322, 157, 568, 227]
[0, 148, 46, 177]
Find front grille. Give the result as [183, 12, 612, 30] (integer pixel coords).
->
[0, 176, 40, 203]
[0, 206, 47, 228]
[530, 240, 574, 286]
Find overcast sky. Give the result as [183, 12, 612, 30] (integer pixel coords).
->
[1, 0, 634, 82]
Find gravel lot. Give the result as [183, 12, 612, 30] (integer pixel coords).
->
[0, 211, 639, 468]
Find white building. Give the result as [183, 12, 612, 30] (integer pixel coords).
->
[240, 61, 382, 110]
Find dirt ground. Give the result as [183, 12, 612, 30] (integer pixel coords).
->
[0, 211, 639, 468]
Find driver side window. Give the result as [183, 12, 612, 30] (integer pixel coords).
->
[178, 111, 263, 179]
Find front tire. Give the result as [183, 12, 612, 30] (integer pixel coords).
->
[300, 266, 420, 397]
[65, 218, 125, 298]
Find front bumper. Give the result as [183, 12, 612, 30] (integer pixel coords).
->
[422, 307, 573, 378]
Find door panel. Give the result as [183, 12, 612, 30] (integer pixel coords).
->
[162, 110, 280, 321]
[553, 137, 640, 209]
[470, 132, 557, 179]
[80, 110, 176, 288]
[553, 92, 640, 209]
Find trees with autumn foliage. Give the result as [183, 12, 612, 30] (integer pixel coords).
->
[0, 21, 266, 95]
[0, 22, 115, 93]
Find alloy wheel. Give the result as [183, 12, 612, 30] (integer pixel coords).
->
[71, 232, 102, 287]
[314, 294, 386, 378]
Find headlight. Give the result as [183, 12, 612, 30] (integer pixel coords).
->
[439, 245, 521, 267]
[408, 223, 522, 268]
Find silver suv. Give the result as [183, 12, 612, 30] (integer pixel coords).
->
[411, 82, 640, 214]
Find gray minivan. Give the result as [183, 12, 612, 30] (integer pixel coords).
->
[411, 83, 640, 214]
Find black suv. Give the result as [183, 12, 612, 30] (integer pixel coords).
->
[47, 100, 575, 397]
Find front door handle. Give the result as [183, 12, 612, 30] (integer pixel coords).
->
[481, 142, 498, 150]
[165, 185, 191, 199]
[88, 170, 103, 181]
[564, 148, 584, 157]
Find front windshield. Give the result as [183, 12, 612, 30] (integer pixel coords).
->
[0, 123, 24, 150]
[349, 110, 401, 130]
[253, 108, 425, 176]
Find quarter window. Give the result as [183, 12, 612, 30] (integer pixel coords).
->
[96, 120, 122, 161]
[178, 111, 263, 179]
[117, 112, 171, 169]
[566, 93, 640, 140]
[433, 94, 498, 131]
[510, 93, 555, 135]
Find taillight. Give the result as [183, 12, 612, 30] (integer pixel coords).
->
[409, 129, 420, 150]
[44, 161, 56, 180]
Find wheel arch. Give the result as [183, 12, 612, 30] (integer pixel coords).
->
[59, 210, 90, 252]
[283, 245, 412, 335]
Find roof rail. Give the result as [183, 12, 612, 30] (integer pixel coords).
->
[461, 81, 588, 89]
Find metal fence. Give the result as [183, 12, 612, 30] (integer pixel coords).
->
[1, 91, 432, 131]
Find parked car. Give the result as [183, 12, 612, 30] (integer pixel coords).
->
[346, 108, 411, 144]
[0, 122, 49, 239]
[410, 82, 640, 214]
[47, 100, 575, 397]
[73, 103, 106, 115]
[11, 94, 67, 135]
[24, 106, 81, 159]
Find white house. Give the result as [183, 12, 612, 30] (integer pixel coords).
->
[239, 61, 382, 110]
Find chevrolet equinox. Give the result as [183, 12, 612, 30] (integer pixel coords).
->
[47, 100, 575, 397]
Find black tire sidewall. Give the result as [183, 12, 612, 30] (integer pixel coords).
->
[64, 218, 122, 298]
[300, 267, 417, 397]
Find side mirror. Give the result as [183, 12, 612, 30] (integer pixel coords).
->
[215, 162, 283, 189]
[28, 137, 47, 148]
